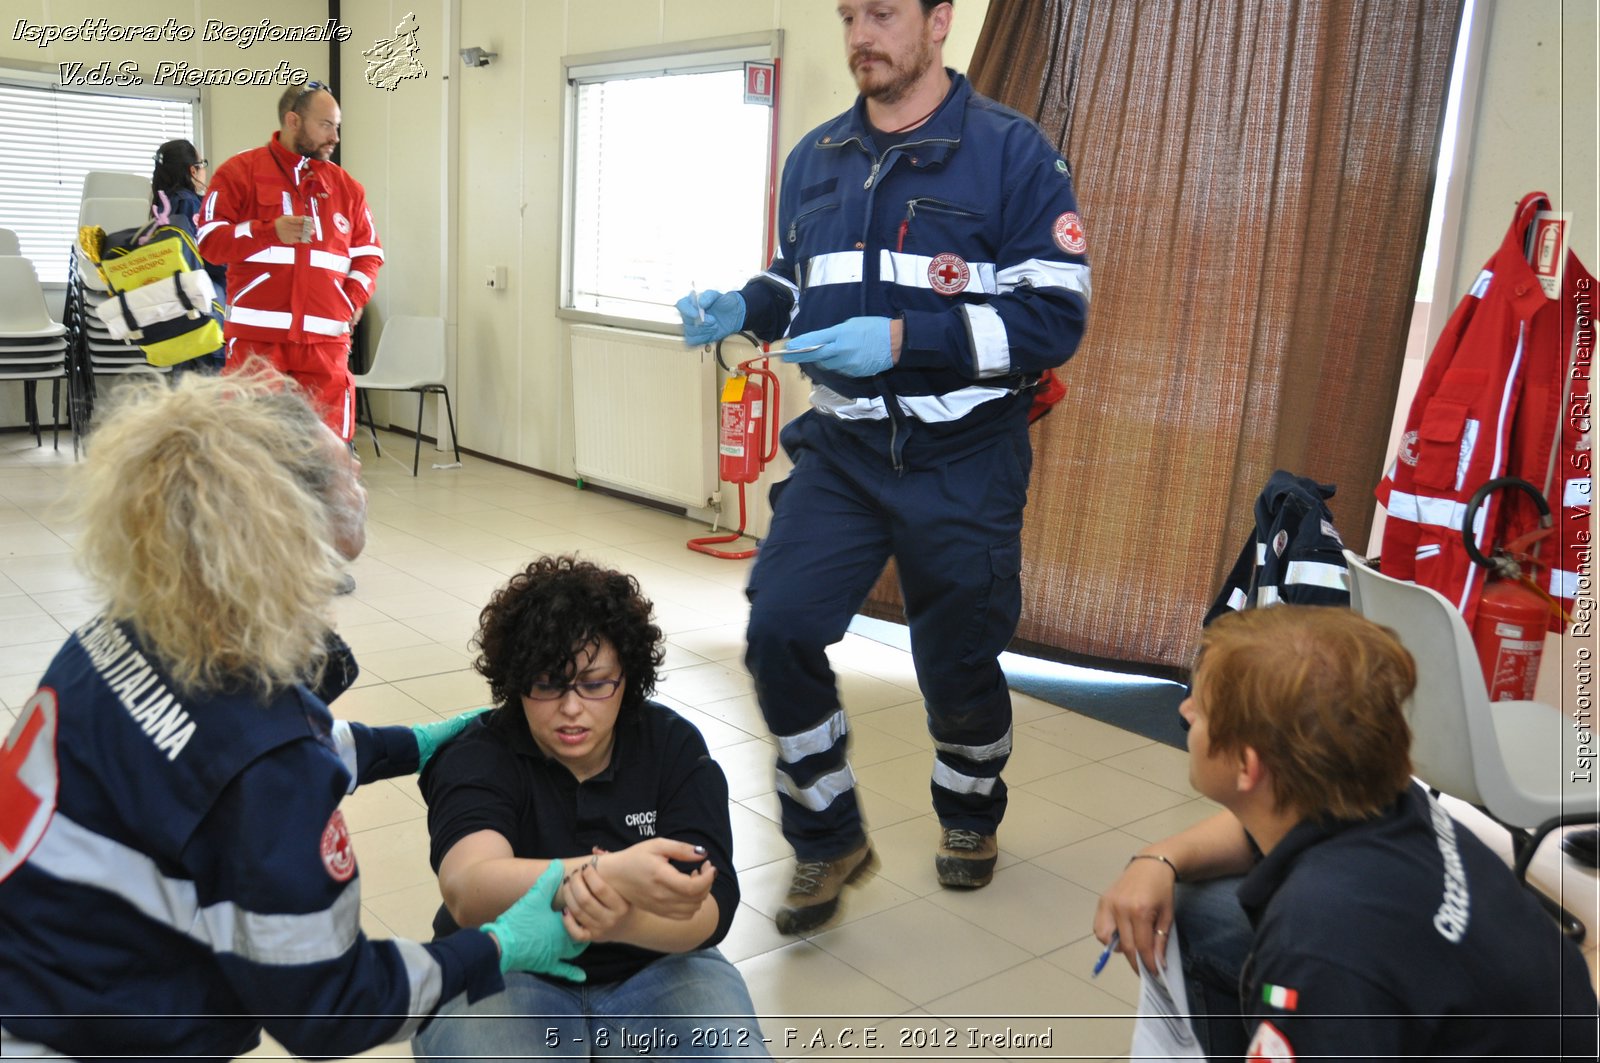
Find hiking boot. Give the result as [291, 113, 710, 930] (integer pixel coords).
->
[774, 839, 874, 935]
[936, 828, 997, 888]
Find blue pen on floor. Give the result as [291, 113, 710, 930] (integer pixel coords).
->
[1092, 931, 1120, 978]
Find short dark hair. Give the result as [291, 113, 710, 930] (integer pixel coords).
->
[277, 81, 330, 123]
[150, 139, 200, 199]
[1194, 606, 1416, 821]
[921, 0, 953, 12]
[473, 555, 664, 719]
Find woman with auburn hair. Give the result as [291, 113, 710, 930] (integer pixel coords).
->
[0, 369, 585, 1060]
[413, 555, 767, 1062]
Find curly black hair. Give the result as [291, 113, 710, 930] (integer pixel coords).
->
[472, 555, 664, 717]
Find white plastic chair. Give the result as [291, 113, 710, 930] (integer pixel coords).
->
[353, 315, 460, 475]
[77, 196, 152, 233]
[1344, 549, 1597, 941]
[0, 227, 19, 254]
[81, 171, 150, 203]
[0, 257, 69, 447]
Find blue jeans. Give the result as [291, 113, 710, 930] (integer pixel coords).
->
[413, 948, 769, 1061]
[1173, 876, 1253, 1062]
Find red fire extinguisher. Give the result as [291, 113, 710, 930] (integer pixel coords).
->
[1461, 477, 1569, 702]
[688, 333, 781, 560]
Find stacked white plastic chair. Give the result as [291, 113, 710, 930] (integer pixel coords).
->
[0, 254, 70, 449]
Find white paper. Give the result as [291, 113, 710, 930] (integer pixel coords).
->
[1129, 928, 1204, 1059]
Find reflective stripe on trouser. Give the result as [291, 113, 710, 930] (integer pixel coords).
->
[744, 411, 1028, 858]
[224, 337, 355, 441]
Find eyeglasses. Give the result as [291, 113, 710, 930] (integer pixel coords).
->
[526, 676, 622, 701]
[192, 159, 208, 168]
[297, 80, 328, 97]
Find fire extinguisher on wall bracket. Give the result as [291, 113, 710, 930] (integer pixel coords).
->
[1461, 476, 1570, 702]
[688, 332, 781, 560]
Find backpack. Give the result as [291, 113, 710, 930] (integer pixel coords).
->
[83, 195, 224, 367]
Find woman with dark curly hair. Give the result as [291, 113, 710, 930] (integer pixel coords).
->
[413, 555, 768, 1062]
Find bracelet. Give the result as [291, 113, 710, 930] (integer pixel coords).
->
[1128, 853, 1181, 882]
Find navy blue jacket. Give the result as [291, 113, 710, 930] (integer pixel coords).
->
[1237, 783, 1597, 1059]
[0, 619, 501, 1060]
[739, 71, 1090, 464]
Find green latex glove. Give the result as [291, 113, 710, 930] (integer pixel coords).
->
[483, 861, 588, 979]
[412, 707, 490, 772]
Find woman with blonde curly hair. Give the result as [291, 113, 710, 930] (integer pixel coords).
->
[0, 370, 586, 1060]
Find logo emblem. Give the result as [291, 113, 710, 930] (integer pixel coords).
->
[1399, 429, 1420, 466]
[320, 809, 357, 882]
[0, 690, 59, 883]
[333, 212, 351, 235]
[1246, 1019, 1295, 1061]
[1053, 212, 1087, 255]
[928, 252, 970, 296]
[364, 12, 428, 91]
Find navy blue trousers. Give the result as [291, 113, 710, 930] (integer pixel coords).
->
[745, 411, 1030, 859]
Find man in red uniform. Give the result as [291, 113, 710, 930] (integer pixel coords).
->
[197, 82, 383, 441]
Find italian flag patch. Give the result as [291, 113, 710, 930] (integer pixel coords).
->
[1261, 983, 1299, 1010]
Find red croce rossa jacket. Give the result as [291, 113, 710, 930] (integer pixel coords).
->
[1377, 191, 1593, 629]
[196, 132, 383, 347]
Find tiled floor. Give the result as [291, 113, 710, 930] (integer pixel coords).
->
[2, 426, 1595, 1060]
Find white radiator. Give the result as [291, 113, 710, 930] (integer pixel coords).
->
[570, 325, 718, 509]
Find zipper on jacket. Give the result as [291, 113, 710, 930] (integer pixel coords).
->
[898, 196, 982, 251]
[787, 201, 839, 245]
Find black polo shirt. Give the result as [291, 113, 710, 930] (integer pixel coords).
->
[417, 700, 739, 984]
[1236, 782, 1597, 1059]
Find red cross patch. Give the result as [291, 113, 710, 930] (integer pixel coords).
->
[928, 252, 970, 296]
[1246, 1020, 1295, 1062]
[0, 689, 60, 884]
[1053, 211, 1087, 255]
[320, 809, 357, 882]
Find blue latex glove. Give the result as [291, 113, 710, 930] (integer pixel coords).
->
[676, 289, 745, 346]
[412, 707, 490, 772]
[483, 861, 589, 979]
[782, 316, 894, 377]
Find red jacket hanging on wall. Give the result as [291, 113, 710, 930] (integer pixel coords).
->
[1376, 191, 1593, 628]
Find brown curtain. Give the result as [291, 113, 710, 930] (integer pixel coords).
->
[866, 0, 1462, 671]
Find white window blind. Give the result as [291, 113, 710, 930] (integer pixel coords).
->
[0, 81, 195, 283]
[565, 49, 773, 326]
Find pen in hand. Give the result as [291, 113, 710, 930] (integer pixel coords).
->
[1092, 931, 1119, 978]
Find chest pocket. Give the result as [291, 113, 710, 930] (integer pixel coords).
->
[789, 195, 852, 293]
[899, 197, 989, 258]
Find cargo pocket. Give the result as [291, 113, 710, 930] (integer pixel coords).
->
[1412, 368, 1486, 492]
[960, 538, 1023, 667]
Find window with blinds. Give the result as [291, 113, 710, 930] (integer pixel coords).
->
[0, 80, 197, 283]
[563, 41, 776, 327]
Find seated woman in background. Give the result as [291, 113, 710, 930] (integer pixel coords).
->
[413, 555, 768, 1062]
[150, 138, 225, 373]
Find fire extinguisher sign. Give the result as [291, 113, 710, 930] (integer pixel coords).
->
[744, 62, 775, 106]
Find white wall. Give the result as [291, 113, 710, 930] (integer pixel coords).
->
[1379, 0, 1597, 705]
[337, 0, 989, 529]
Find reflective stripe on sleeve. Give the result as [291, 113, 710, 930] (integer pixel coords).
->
[348, 245, 385, 262]
[995, 258, 1092, 298]
[810, 382, 1013, 423]
[961, 303, 1011, 377]
[1283, 560, 1349, 592]
[330, 719, 359, 795]
[28, 812, 361, 966]
[234, 221, 253, 239]
[196, 221, 228, 242]
[389, 938, 445, 1041]
[349, 271, 375, 291]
